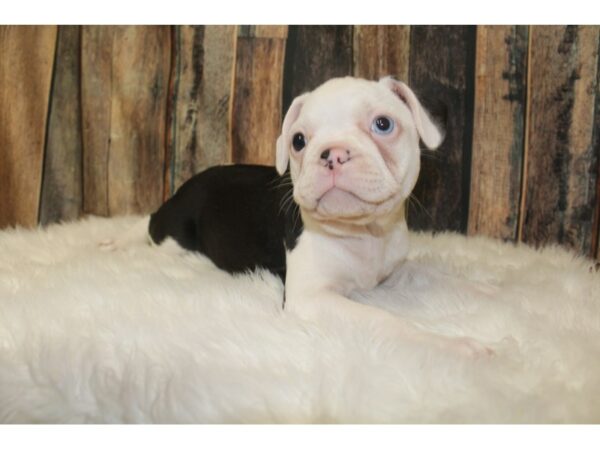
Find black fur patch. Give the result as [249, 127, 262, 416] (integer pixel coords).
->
[149, 165, 303, 281]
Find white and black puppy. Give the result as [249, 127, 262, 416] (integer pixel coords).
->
[146, 76, 491, 356]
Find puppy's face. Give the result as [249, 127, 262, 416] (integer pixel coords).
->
[276, 77, 443, 224]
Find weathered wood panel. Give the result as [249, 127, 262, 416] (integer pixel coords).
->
[520, 26, 600, 254]
[591, 44, 600, 260]
[0, 26, 57, 228]
[282, 26, 353, 113]
[238, 25, 287, 39]
[353, 25, 410, 82]
[40, 26, 83, 225]
[166, 25, 236, 196]
[81, 26, 113, 216]
[231, 27, 287, 165]
[81, 26, 170, 216]
[407, 26, 477, 233]
[468, 26, 528, 240]
[594, 61, 600, 259]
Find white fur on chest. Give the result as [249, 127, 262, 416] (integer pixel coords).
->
[286, 219, 410, 296]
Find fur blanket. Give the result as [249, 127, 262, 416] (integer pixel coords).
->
[0, 216, 599, 423]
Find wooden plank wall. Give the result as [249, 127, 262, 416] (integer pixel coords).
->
[0, 26, 56, 228]
[0, 25, 599, 259]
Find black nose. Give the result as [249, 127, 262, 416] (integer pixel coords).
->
[320, 149, 330, 160]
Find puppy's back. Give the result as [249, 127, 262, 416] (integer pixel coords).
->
[149, 164, 301, 279]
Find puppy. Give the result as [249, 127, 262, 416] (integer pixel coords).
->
[147, 76, 491, 356]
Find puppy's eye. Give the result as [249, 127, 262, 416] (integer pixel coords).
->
[371, 116, 394, 135]
[292, 133, 306, 151]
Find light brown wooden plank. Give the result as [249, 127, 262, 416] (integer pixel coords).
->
[468, 26, 528, 240]
[231, 32, 287, 165]
[81, 26, 171, 216]
[81, 26, 113, 216]
[40, 25, 83, 226]
[107, 26, 171, 215]
[0, 26, 57, 229]
[166, 25, 236, 195]
[520, 26, 600, 254]
[353, 25, 410, 82]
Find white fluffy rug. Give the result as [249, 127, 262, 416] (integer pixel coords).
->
[1, 216, 599, 423]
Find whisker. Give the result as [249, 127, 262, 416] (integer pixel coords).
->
[420, 150, 443, 162]
[408, 194, 434, 222]
[281, 192, 296, 216]
[278, 189, 295, 215]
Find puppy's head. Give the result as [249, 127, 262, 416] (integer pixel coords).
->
[276, 76, 443, 225]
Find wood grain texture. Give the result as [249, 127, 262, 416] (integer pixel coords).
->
[353, 25, 410, 82]
[81, 26, 170, 216]
[468, 26, 528, 240]
[166, 25, 236, 195]
[407, 26, 477, 233]
[231, 29, 287, 165]
[238, 25, 287, 39]
[520, 26, 600, 254]
[590, 31, 600, 260]
[282, 26, 353, 113]
[0, 26, 57, 229]
[40, 26, 83, 226]
[81, 26, 113, 216]
[595, 53, 600, 259]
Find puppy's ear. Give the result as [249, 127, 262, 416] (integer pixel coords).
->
[380, 77, 444, 150]
[276, 93, 308, 175]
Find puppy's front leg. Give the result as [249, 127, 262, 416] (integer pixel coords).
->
[286, 288, 493, 358]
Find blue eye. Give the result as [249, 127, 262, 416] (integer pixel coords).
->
[371, 116, 394, 135]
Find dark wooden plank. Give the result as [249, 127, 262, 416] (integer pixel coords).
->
[81, 26, 113, 216]
[591, 38, 600, 260]
[231, 27, 287, 165]
[520, 26, 600, 255]
[468, 26, 528, 241]
[282, 26, 353, 113]
[238, 25, 287, 39]
[407, 25, 477, 233]
[595, 53, 600, 259]
[40, 25, 83, 226]
[81, 26, 171, 216]
[0, 26, 57, 229]
[353, 25, 410, 82]
[166, 25, 236, 195]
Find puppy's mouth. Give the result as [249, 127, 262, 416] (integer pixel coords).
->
[311, 187, 378, 219]
[316, 186, 370, 205]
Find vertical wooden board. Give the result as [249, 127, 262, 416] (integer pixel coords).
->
[239, 25, 288, 39]
[353, 25, 410, 82]
[81, 26, 113, 216]
[588, 33, 600, 260]
[107, 26, 171, 215]
[407, 26, 476, 233]
[40, 26, 83, 226]
[167, 25, 236, 195]
[595, 55, 600, 259]
[282, 26, 353, 113]
[0, 26, 57, 228]
[82, 26, 171, 216]
[231, 30, 287, 165]
[468, 26, 528, 240]
[521, 26, 600, 254]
